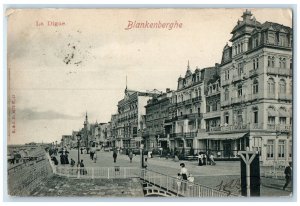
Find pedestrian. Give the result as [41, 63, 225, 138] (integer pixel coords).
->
[70, 158, 75, 167]
[209, 154, 216, 165]
[94, 152, 97, 163]
[129, 150, 133, 163]
[179, 163, 188, 191]
[80, 147, 83, 154]
[283, 162, 292, 190]
[113, 150, 118, 163]
[143, 157, 148, 169]
[176, 173, 182, 195]
[203, 153, 207, 165]
[80, 159, 86, 175]
[198, 152, 203, 166]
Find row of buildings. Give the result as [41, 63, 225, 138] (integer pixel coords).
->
[62, 10, 292, 165]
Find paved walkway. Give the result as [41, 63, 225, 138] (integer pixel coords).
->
[53, 149, 292, 197]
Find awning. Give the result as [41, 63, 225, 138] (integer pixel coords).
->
[201, 133, 248, 140]
[268, 110, 277, 117]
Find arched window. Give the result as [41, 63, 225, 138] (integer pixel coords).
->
[279, 79, 286, 94]
[267, 78, 275, 96]
[268, 56, 271, 67]
[253, 79, 259, 94]
[271, 56, 275, 67]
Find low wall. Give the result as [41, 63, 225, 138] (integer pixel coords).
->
[8, 147, 54, 196]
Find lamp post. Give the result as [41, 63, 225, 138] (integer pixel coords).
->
[76, 133, 81, 166]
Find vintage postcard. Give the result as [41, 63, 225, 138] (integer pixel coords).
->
[6, 8, 293, 199]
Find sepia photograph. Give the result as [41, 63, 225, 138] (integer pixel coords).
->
[5, 7, 293, 199]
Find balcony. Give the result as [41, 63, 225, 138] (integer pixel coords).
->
[278, 68, 292, 76]
[171, 132, 198, 139]
[248, 93, 259, 101]
[221, 99, 231, 107]
[203, 110, 221, 119]
[232, 74, 246, 83]
[206, 89, 220, 97]
[267, 124, 276, 130]
[276, 125, 292, 132]
[231, 95, 247, 104]
[267, 67, 278, 75]
[278, 93, 292, 101]
[249, 69, 259, 77]
[222, 79, 231, 86]
[192, 96, 202, 103]
[207, 126, 221, 132]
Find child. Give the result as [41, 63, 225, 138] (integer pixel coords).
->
[176, 173, 182, 195]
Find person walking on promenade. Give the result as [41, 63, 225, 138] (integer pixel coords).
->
[70, 158, 75, 167]
[113, 150, 118, 163]
[198, 152, 203, 166]
[94, 152, 97, 163]
[79, 159, 86, 175]
[80, 147, 83, 154]
[176, 173, 182, 195]
[179, 163, 188, 192]
[283, 162, 292, 190]
[128, 150, 133, 163]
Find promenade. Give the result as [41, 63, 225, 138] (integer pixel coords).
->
[34, 150, 291, 197]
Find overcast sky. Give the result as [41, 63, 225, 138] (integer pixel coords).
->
[7, 8, 292, 144]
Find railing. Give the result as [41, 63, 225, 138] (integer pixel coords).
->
[171, 132, 198, 139]
[231, 95, 247, 104]
[207, 126, 221, 132]
[278, 93, 292, 100]
[203, 111, 220, 119]
[232, 73, 247, 83]
[222, 79, 231, 86]
[55, 166, 140, 179]
[249, 69, 259, 77]
[140, 169, 238, 197]
[267, 67, 292, 76]
[206, 90, 220, 97]
[248, 93, 259, 101]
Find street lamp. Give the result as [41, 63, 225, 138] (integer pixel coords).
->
[76, 133, 81, 166]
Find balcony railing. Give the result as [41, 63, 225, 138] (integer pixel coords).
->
[206, 89, 220, 97]
[278, 93, 292, 100]
[267, 67, 292, 76]
[170, 132, 198, 139]
[203, 111, 221, 119]
[249, 69, 259, 77]
[192, 96, 202, 102]
[207, 126, 221, 132]
[267, 67, 278, 75]
[232, 73, 247, 83]
[231, 95, 247, 104]
[248, 93, 259, 101]
[222, 79, 231, 86]
[220, 123, 292, 132]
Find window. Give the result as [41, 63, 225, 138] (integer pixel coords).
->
[254, 111, 258, 123]
[225, 114, 229, 124]
[225, 88, 229, 100]
[190, 108, 192, 114]
[268, 116, 275, 124]
[290, 59, 293, 70]
[186, 140, 193, 148]
[253, 137, 262, 155]
[206, 105, 210, 113]
[225, 70, 230, 80]
[267, 78, 275, 96]
[279, 58, 286, 69]
[238, 85, 243, 97]
[253, 79, 259, 94]
[278, 140, 285, 158]
[267, 140, 274, 158]
[279, 79, 286, 94]
[268, 33, 275, 44]
[268, 56, 275, 67]
[198, 107, 200, 114]
[238, 63, 243, 75]
[253, 58, 259, 69]
[279, 117, 286, 125]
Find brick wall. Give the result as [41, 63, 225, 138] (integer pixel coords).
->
[8, 147, 54, 196]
